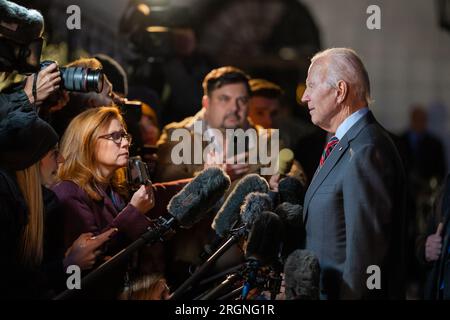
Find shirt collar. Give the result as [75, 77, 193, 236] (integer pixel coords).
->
[335, 107, 369, 140]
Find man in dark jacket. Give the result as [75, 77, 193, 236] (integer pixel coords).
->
[416, 174, 450, 299]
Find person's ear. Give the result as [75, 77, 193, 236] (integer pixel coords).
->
[336, 80, 348, 104]
[202, 95, 209, 110]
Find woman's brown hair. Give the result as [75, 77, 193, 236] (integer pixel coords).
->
[58, 106, 128, 200]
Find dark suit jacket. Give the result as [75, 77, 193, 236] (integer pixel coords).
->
[420, 173, 450, 299]
[303, 111, 406, 299]
[399, 131, 446, 184]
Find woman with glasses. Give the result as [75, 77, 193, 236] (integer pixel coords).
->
[52, 106, 176, 298]
[0, 110, 116, 299]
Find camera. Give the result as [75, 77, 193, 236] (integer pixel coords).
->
[40, 60, 104, 93]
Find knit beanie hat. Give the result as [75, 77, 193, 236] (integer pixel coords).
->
[0, 0, 44, 44]
[0, 110, 58, 170]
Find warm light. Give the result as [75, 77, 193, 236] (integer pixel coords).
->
[279, 47, 297, 60]
[137, 3, 151, 16]
[296, 83, 306, 105]
[146, 26, 169, 32]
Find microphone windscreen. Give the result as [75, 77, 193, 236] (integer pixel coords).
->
[278, 148, 294, 175]
[245, 211, 283, 265]
[212, 174, 269, 237]
[240, 192, 272, 228]
[278, 176, 305, 205]
[274, 202, 305, 258]
[167, 167, 231, 228]
[284, 249, 320, 300]
[274, 202, 303, 223]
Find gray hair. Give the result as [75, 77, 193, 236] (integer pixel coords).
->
[311, 48, 371, 105]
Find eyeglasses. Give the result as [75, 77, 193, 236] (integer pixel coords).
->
[98, 130, 132, 145]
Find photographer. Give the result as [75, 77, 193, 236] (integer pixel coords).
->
[0, 1, 121, 299]
[0, 0, 61, 117]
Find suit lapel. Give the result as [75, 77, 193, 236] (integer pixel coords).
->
[303, 111, 375, 223]
[303, 136, 349, 222]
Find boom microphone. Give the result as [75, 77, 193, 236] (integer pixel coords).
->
[168, 167, 231, 228]
[284, 249, 320, 300]
[212, 174, 269, 237]
[240, 192, 273, 229]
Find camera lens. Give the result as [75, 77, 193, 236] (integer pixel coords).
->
[86, 69, 104, 93]
[60, 67, 104, 93]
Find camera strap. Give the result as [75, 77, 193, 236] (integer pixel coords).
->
[32, 72, 38, 112]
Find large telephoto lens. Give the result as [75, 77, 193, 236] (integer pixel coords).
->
[60, 67, 104, 93]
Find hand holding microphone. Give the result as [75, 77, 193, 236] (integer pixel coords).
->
[269, 148, 295, 192]
[130, 184, 155, 214]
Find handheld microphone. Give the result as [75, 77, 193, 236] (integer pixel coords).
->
[245, 211, 283, 265]
[284, 249, 320, 300]
[274, 202, 305, 258]
[278, 148, 294, 175]
[269, 176, 306, 206]
[276, 176, 305, 206]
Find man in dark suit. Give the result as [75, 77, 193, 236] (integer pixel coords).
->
[301, 48, 406, 299]
[398, 106, 446, 298]
[400, 106, 446, 185]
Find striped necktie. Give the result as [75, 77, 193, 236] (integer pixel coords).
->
[319, 136, 339, 167]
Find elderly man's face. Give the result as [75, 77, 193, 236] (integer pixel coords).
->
[301, 60, 339, 132]
[203, 82, 249, 129]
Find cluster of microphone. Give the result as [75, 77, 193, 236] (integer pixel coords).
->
[167, 168, 320, 300]
[56, 162, 320, 300]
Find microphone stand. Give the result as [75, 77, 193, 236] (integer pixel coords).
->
[198, 259, 260, 301]
[169, 226, 247, 300]
[54, 216, 175, 300]
[218, 286, 244, 300]
[198, 263, 244, 287]
[199, 273, 242, 300]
